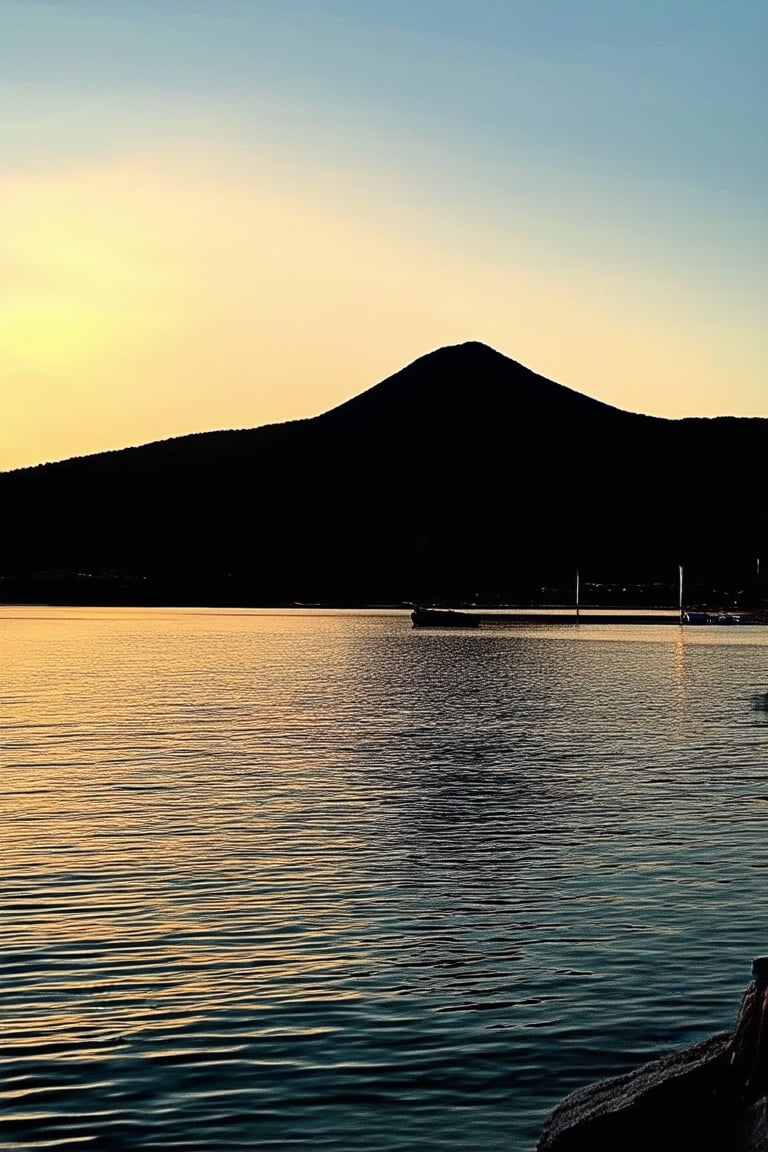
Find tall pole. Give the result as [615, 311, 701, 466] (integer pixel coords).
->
[576, 568, 580, 623]
[679, 564, 684, 623]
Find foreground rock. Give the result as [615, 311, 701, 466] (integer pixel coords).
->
[537, 959, 768, 1152]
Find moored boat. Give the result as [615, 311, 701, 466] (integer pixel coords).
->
[682, 611, 743, 625]
[411, 607, 481, 628]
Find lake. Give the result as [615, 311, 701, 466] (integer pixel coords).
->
[1, 607, 766, 1151]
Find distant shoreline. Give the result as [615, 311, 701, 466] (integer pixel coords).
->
[2, 602, 767, 625]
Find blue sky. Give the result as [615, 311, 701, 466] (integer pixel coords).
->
[2, 0, 766, 467]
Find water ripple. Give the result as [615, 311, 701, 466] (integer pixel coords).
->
[1, 608, 766, 1150]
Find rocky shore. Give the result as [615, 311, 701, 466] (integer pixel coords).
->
[537, 958, 768, 1152]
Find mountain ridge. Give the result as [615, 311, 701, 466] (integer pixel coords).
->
[5, 342, 759, 476]
[1, 342, 765, 606]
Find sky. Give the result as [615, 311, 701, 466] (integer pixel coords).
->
[2, 0, 766, 470]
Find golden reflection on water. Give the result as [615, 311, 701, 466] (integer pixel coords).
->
[671, 626, 686, 723]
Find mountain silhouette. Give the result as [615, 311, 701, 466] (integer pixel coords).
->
[1, 342, 765, 606]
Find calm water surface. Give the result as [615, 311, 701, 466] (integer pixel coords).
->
[1, 608, 766, 1151]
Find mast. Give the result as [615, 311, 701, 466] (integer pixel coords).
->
[678, 564, 684, 623]
[576, 569, 580, 623]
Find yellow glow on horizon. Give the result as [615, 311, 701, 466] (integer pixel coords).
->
[1, 148, 765, 471]
[2, 295, 126, 372]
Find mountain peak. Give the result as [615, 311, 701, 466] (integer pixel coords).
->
[319, 339, 599, 428]
[422, 340, 515, 365]
[433, 340, 498, 354]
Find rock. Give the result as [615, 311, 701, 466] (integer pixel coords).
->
[536, 1033, 736, 1151]
[537, 959, 768, 1152]
[740, 1098, 768, 1152]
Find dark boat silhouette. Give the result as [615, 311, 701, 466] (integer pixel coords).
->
[682, 610, 743, 625]
[411, 607, 480, 628]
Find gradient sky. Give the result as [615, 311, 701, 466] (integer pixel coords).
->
[2, 0, 766, 469]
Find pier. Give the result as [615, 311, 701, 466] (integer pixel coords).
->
[473, 611, 764, 626]
[479, 612, 682, 626]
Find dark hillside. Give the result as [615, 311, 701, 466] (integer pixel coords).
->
[1, 343, 765, 605]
